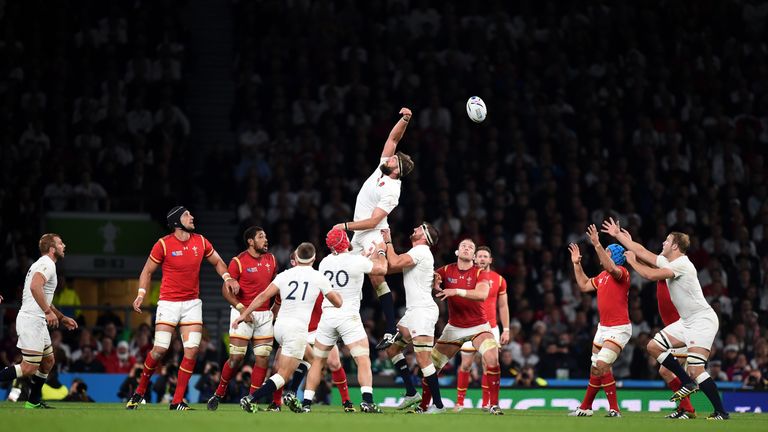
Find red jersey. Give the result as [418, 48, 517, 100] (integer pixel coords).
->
[481, 270, 507, 328]
[307, 293, 323, 332]
[229, 251, 277, 310]
[591, 266, 631, 326]
[436, 264, 487, 327]
[149, 233, 214, 301]
[657, 280, 680, 326]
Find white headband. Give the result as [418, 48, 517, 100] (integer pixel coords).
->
[421, 222, 434, 246]
[295, 253, 316, 264]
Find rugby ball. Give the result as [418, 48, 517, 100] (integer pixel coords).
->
[466, 96, 487, 123]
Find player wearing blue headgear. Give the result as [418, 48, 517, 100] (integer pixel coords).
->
[567, 224, 631, 418]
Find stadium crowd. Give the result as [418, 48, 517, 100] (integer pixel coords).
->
[1, 0, 768, 399]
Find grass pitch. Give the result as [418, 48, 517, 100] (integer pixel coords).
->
[0, 402, 765, 432]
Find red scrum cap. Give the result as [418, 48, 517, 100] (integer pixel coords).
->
[326, 228, 350, 254]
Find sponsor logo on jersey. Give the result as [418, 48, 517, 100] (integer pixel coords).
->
[246, 267, 258, 273]
[448, 277, 458, 283]
[171, 250, 183, 256]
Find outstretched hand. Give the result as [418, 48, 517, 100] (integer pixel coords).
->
[586, 224, 600, 246]
[601, 217, 621, 237]
[568, 243, 582, 264]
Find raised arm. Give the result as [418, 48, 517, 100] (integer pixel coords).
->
[568, 243, 594, 293]
[624, 251, 674, 281]
[587, 224, 622, 280]
[601, 218, 658, 265]
[335, 208, 389, 232]
[381, 108, 413, 157]
[381, 229, 415, 273]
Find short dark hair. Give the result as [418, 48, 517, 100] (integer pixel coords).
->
[39, 233, 60, 255]
[476, 246, 492, 256]
[296, 242, 316, 261]
[243, 226, 264, 246]
[670, 232, 690, 254]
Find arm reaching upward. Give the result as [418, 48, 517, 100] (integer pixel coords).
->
[568, 243, 594, 293]
[587, 224, 623, 280]
[601, 218, 658, 264]
[381, 108, 412, 157]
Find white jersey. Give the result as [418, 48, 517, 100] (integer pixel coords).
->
[318, 253, 374, 314]
[352, 157, 401, 231]
[273, 265, 334, 329]
[20, 255, 58, 318]
[656, 254, 712, 320]
[403, 244, 436, 310]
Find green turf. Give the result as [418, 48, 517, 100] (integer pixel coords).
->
[0, 402, 765, 432]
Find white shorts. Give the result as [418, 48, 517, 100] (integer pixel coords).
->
[592, 323, 632, 350]
[315, 312, 368, 347]
[16, 313, 51, 353]
[439, 322, 492, 346]
[662, 310, 719, 350]
[229, 308, 273, 343]
[461, 325, 500, 352]
[350, 230, 384, 255]
[275, 318, 308, 360]
[306, 330, 317, 345]
[398, 306, 439, 338]
[155, 299, 203, 326]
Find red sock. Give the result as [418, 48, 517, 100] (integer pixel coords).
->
[419, 378, 431, 410]
[601, 372, 619, 411]
[579, 375, 601, 410]
[481, 374, 489, 407]
[215, 361, 235, 397]
[172, 357, 196, 404]
[485, 365, 501, 406]
[668, 377, 695, 412]
[272, 387, 283, 406]
[331, 367, 351, 403]
[250, 365, 268, 394]
[135, 355, 159, 396]
[456, 370, 470, 406]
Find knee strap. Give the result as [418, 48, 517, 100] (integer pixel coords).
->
[413, 343, 433, 353]
[430, 349, 450, 370]
[154, 331, 173, 349]
[375, 282, 391, 297]
[183, 332, 202, 348]
[478, 338, 499, 355]
[687, 353, 708, 367]
[22, 353, 43, 365]
[349, 346, 369, 358]
[42, 345, 54, 357]
[229, 344, 248, 356]
[596, 347, 619, 365]
[313, 346, 331, 359]
[653, 332, 672, 350]
[253, 344, 273, 357]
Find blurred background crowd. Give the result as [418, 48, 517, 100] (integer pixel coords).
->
[1, 0, 767, 397]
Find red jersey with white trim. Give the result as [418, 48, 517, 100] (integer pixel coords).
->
[307, 293, 323, 332]
[657, 280, 680, 326]
[149, 233, 215, 302]
[591, 266, 631, 326]
[481, 269, 507, 328]
[229, 252, 277, 310]
[436, 263, 487, 328]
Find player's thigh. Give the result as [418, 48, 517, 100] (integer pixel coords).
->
[599, 324, 631, 352]
[275, 321, 308, 360]
[399, 307, 438, 340]
[337, 315, 368, 347]
[350, 230, 383, 256]
[179, 299, 203, 326]
[16, 314, 48, 355]
[659, 320, 686, 348]
[229, 308, 256, 346]
[250, 310, 275, 356]
[315, 315, 341, 348]
[682, 311, 719, 350]
[155, 300, 183, 327]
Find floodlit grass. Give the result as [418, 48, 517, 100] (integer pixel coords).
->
[0, 402, 765, 432]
